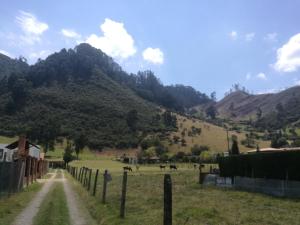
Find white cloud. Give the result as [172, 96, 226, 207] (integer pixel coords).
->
[274, 33, 300, 72]
[257, 72, 267, 80]
[294, 78, 300, 86]
[29, 50, 50, 60]
[257, 88, 282, 94]
[85, 18, 136, 59]
[229, 31, 238, 40]
[264, 32, 278, 42]
[15, 11, 48, 45]
[61, 29, 81, 39]
[0, 49, 13, 58]
[246, 73, 251, 80]
[142, 47, 164, 64]
[245, 32, 255, 41]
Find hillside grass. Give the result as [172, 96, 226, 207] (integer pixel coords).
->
[167, 115, 271, 154]
[0, 183, 42, 225]
[67, 160, 300, 225]
[33, 182, 70, 225]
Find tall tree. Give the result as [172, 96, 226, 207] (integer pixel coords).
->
[231, 139, 240, 155]
[73, 133, 87, 159]
[206, 105, 216, 119]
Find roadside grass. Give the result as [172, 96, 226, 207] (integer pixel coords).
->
[33, 182, 70, 225]
[67, 160, 300, 225]
[0, 183, 42, 225]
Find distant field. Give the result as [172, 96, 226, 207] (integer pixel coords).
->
[67, 160, 300, 225]
[167, 115, 271, 154]
[0, 136, 17, 144]
[69, 159, 216, 173]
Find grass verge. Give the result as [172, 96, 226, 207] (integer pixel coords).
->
[0, 183, 42, 225]
[66, 163, 300, 225]
[33, 182, 70, 225]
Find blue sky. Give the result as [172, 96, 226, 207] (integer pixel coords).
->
[1, 0, 300, 99]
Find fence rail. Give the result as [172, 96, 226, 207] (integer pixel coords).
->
[0, 157, 48, 197]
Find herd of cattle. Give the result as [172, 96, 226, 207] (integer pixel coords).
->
[123, 164, 205, 172]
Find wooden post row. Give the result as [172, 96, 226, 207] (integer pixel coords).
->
[102, 170, 108, 204]
[120, 171, 128, 218]
[164, 174, 172, 225]
[93, 169, 99, 196]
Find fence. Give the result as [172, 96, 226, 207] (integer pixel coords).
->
[0, 156, 48, 197]
[66, 165, 174, 225]
[234, 176, 300, 197]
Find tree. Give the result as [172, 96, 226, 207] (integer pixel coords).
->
[27, 112, 60, 154]
[205, 105, 216, 119]
[63, 141, 73, 165]
[210, 91, 216, 101]
[231, 139, 240, 155]
[271, 136, 288, 148]
[231, 135, 240, 155]
[256, 107, 262, 120]
[73, 133, 87, 159]
[162, 110, 177, 128]
[191, 144, 209, 156]
[126, 109, 138, 131]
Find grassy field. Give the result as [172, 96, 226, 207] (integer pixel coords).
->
[33, 182, 70, 225]
[167, 115, 271, 154]
[68, 159, 300, 225]
[0, 183, 42, 225]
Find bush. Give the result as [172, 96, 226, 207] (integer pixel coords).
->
[191, 144, 209, 156]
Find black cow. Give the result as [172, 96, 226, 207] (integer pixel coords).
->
[123, 166, 133, 172]
[159, 165, 166, 170]
[170, 165, 177, 170]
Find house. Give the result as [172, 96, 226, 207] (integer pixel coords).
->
[0, 136, 41, 162]
[0, 144, 9, 162]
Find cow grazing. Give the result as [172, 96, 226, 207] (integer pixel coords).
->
[159, 165, 166, 170]
[123, 166, 133, 172]
[170, 165, 177, 170]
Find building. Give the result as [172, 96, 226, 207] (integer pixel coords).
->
[0, 136, 41, 162]
[247, 147, 300, 154]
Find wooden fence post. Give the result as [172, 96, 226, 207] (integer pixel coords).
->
[120, 171, 128, 218]
[80, 167, 84, 182]
[102, 170, 108, 204]
[199, 164, 202, 184]
[93, 169, 99, 196]
[164, 174, 172, 225]
[87, 169, 92, 191]
[83, 168, 88, 187]
[78, 167, 82, 181]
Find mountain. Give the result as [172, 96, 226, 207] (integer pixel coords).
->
[0, 44, 169, 149]
[216, 87, 300, 129]
[0, 44, 210, 150]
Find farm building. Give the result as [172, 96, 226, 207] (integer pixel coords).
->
[0, 136, 41, 162]
[247, 147, 300, 154]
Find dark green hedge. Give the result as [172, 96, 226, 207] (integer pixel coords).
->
[218, 150, 300, 181]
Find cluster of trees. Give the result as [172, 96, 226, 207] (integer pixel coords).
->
[126, 70, 211, 111]
[224, 83, 251, 97]
[0, 43, 212, 150]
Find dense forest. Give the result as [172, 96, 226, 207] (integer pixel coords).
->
[0, 44, 209, 150]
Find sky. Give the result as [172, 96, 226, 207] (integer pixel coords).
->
[1, 0, 300, 99]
